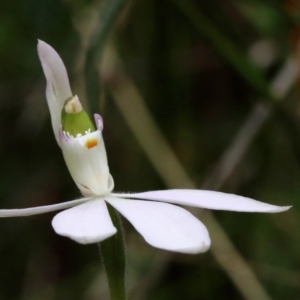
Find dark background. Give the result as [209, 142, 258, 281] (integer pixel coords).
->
[0, 0, 298, 299]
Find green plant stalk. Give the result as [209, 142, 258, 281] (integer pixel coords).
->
[99, 205, 127, 300]
[84, 0, 126, 113]
[169, 0, 275, 102]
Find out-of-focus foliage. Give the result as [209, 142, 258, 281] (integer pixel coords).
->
[0, 0, 299, 299]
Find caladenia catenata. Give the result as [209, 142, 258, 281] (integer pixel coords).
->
[0, 41, 291, 300]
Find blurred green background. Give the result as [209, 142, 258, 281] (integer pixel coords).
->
[0, 0, 299, 299]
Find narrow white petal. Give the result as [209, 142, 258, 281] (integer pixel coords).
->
[106, 196, 210, 254]
[112, 190, 291, 213]
[0, 198, 90, 217]
[37, 40, 72, 144]
[52, 199, 116, 244]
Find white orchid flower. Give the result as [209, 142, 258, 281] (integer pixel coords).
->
[0, 41, 291, 254]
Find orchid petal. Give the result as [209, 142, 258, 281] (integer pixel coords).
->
[60, 127, 113, 197]
[106, 196, 210, 254]
[37, 40, 72, 145]
[0, 198, 90, 217]
[112, 190, 291, 213]
[52, 199, 116, 244]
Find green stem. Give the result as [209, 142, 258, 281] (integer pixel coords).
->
[99, 205, 127, 300]
[84, 0, 127, 113]
[169, 0, 275, 102]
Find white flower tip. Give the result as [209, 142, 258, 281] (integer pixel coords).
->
[177, 240, 211, 254]
[37, 39, 45, 47]
[37, 40, 56, 62]
[199, 240, 211, 253]
[37, 40, 70, 87]
[37, 39, 43, 46]
[269, 205, 292, 213]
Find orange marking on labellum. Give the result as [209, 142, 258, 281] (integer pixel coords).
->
[85, 138, 98, 149]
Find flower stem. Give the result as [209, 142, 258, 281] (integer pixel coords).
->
[99, 205, 127, 300]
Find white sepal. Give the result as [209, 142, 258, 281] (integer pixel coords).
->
[113, 190, 291, 213]
[106, 196, 211, 254]
[0, 197, 90, 217]
[37, 40, 72, 145]
[52, 199, 117, 244]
